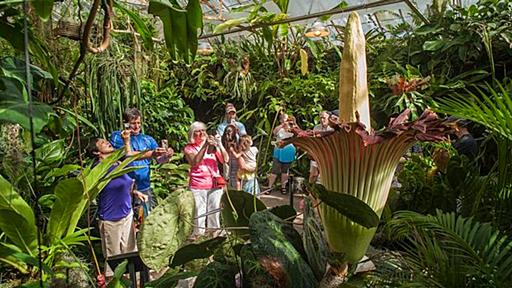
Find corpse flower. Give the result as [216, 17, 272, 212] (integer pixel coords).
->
[289, 12, 452, 264]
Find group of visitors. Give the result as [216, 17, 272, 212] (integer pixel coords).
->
[87, 108, 173, 277]
[90, 104, 478, 280]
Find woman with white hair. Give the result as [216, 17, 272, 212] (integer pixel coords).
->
[183, 121, 228, 235]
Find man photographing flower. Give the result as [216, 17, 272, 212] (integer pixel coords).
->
[110, 108, 173, 211]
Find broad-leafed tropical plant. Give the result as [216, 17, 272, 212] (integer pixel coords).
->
[148, 0, 202, 63]
[138, 188, 194, 271]
[0, 150, 141, 282]
[0, 57, 53, 133]
[288, 12, 452, 266]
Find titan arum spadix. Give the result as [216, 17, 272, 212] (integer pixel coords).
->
[289, 12, 451, 264]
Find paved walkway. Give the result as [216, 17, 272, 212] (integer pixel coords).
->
[259, 191, 305, 229]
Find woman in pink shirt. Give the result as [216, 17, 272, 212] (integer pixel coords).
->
[184, 121, 228, 235]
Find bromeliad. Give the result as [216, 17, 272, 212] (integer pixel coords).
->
[289, 12, 452, 265]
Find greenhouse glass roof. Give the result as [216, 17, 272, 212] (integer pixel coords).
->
[121, 0, 479, 39]
[194, 0, 480, 39]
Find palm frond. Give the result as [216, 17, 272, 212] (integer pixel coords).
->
[385, 210, 512, 287]
[434, 82, 512, 140]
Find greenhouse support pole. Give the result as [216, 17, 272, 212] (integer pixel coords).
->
[23, 0, 44, 287]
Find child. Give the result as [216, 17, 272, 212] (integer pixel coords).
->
[230, 135, 260, 195]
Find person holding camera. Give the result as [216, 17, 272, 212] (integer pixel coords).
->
[110, 108, 173, 213]
[184, 121, 229, 236]
[263, 113, 297, 195]
[86, 137, 148, 278]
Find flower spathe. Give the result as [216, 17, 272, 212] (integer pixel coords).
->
[290, 109, 452, 263]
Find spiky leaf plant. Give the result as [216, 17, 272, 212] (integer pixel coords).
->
[138, 189, 195, 271]
[384, 210, 512, 287]
[435, 82, 512, 141]
[289, 12, 451, 264]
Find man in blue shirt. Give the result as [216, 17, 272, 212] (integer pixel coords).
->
[110, 108, 173, 211]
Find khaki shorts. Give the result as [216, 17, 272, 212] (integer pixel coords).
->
[99, 211, 137, 276]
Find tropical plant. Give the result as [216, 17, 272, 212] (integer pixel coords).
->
[138, 188, 194, 271]
[288, 12, 452, 266]
[86, 51, 141, 138]
[382, 210, 512, 287]
[0, 57, 53, 134]
[140, 80, 194, 151]
[0, 150, 141, 284]
[434, 82, 512, 231]
[148, 0, 202, 62]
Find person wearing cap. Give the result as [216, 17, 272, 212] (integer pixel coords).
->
[216, 103, 247, 137]
[217, 103, 247, 188]
[309, 111, 334, 183]
[263, 113, 297, 195]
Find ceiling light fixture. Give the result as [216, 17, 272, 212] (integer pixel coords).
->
[305, 21, 330, 38]
[197, 41, 213, 55]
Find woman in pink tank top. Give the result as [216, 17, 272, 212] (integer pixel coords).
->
[184, 122, 228, 236]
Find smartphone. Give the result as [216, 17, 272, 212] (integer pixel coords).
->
[161, 139, 168, 149]
[124, 123, 130, 129]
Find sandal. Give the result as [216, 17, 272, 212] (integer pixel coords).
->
[262, 187, 272, 195]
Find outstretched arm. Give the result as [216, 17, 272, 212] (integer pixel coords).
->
[121, 130, 169, 159]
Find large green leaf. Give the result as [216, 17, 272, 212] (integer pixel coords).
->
[0, 56, 53, 90]
[35, 139, 65, 170]
[170, 236, 226, 268]
[272, 0, 289, 13]
[0, 242, 28, 273]
[0, 76, 52, 133]
[31, 0, 54, 21]
[310, 184, 380, 229]
[249, 210, 318, 288]
[114, 2, 154, 50]
[139, 189, 195, 270]
[46, 178, 84, 244]
[269, 204, 296, 221]
[220, 189, 266, 237]
[148, 0, 202, 62]
[0, 21, 24, 51]
[193, 261, 238, 288]
[67, 151, 142, 237]
[0, 175, 37, 253]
